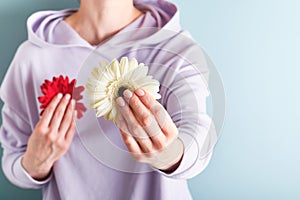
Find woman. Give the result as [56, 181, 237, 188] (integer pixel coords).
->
[0, 0, 215, 199]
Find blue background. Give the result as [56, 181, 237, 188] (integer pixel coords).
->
[0, 0, 299, 199]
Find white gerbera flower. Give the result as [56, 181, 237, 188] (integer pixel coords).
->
[86, 57, 161, 123]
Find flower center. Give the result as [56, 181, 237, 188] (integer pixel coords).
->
[117, 86, 127, 97]
[106, 78, 135, 102]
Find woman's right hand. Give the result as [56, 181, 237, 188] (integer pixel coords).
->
[22, 93, 77, 180]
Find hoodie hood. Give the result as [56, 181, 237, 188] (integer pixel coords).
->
[27, 0, 183, 49]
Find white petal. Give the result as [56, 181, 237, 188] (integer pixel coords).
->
[111, 59, 121, 79]
[141, 86, 161, 99]
[128, 58, 139, 71]
[101, 70, 113, 83]
[131, 66, 149, 81]
[105, 106, 118, 121]
[142, 84, 159, 92]
[91, 97, 109, 109]
[87, 78, 107, 88]
[100, 61, 115, 81]
[86, 86, 106, 96]
[89, 90, 106, 96]
[87, 57, 161, 120]
[96, 104, 112, 118]
[95, 100, 112, 117]
[135, 79, 159, 89]
[91, 68, 100, 79]
[99, 60, 109, 69]
[119, 57, 129, 76]
[87, 91, 107, 100]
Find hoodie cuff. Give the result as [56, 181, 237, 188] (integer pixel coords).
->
[151, 133, 199, 178]
[13, 156, 53, 187]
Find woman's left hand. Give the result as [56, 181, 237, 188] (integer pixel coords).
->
[115, 88, 184, 171]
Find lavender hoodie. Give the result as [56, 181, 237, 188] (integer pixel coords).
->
[0, 0, 216, 199]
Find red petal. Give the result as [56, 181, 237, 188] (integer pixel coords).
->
[38, 75, 86, 117]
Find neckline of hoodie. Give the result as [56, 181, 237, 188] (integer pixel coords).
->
[58, 9, 151, 49]
[27, 1, 181, 49]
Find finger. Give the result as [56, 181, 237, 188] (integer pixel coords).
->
[116, 97, 148, 139]
[150, 104, 178, 139]
[58, 99, 75, 137]
[116, 97, 153, 154]
[135, 89, 178, 138]
[49, 94, 71, 130]
[65, 111, 77, 144]
[119, 128, 141, 154]
[123, 89, 167, 150]
[40, 93, 63, 127]
[149, 133, 167, 151]
[119, 129, 145, 162]
[123, 89, 152, 127]
[116, 112, 130, 134]
[116, 113, 143, 157]
[134, 88, 159, 110]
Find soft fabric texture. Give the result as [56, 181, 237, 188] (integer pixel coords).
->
[0, 0, 215, 199]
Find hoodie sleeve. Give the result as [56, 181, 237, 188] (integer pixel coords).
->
[0, 105, 53, 189]
[0, 44, 52, 189]
[151, 44, 218, 179]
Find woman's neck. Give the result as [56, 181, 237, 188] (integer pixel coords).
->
[64, 0, 143, 46]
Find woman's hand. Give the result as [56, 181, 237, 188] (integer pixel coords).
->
[116, 89, 184, 171]
[22, 93, 77, 180]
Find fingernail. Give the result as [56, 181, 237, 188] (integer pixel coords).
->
[116, 97, 125, 107]
[135, 89, 145, 96]
[65, 94, 71, 100]
[57, 93, 63, 99]
[123, 89, 133, 99]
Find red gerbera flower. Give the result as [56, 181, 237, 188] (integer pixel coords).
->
[38, 75, 86, 119]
